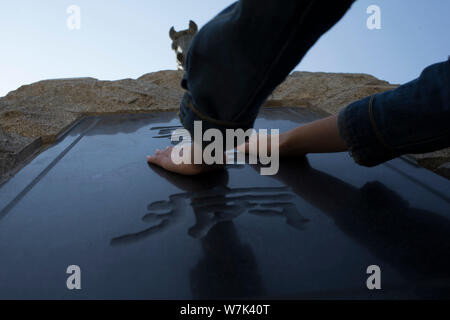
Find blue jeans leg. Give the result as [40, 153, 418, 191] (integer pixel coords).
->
[179, 0, 356, 136]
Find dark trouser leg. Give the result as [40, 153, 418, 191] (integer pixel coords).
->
[179, 0, 356, 135]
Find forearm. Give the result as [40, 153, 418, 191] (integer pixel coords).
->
[281, 59, 450, 162]
[338, 59, 450, 167]
[279, 115, 348, 156]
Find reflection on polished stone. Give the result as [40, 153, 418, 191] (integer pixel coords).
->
[111, 168, 308, 246]
[0, 108, 449, 299]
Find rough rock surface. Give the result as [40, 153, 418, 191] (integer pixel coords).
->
[1, 70, 448, 181]
[269, 71, 399, 115]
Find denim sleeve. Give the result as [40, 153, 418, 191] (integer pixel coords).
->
[179, 0, 355, 136]
[338, 58, 450, 167]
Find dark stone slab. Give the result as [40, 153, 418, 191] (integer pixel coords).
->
[0, 107, 449, 299]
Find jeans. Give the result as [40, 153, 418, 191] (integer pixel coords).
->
[179, 0, 450, 167]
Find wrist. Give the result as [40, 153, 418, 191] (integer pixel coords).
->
[278, 132, 291, 157]
[279, 127, 309, 157]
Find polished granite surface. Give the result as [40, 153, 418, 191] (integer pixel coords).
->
[0, 107, 449, 299]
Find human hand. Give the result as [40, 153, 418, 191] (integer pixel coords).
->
[147, 145, 225, 176]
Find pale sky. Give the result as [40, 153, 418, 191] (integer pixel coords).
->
[1, 0, 449, 97]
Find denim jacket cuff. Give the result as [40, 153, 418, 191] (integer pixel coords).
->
[338, 95, 398, 167]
